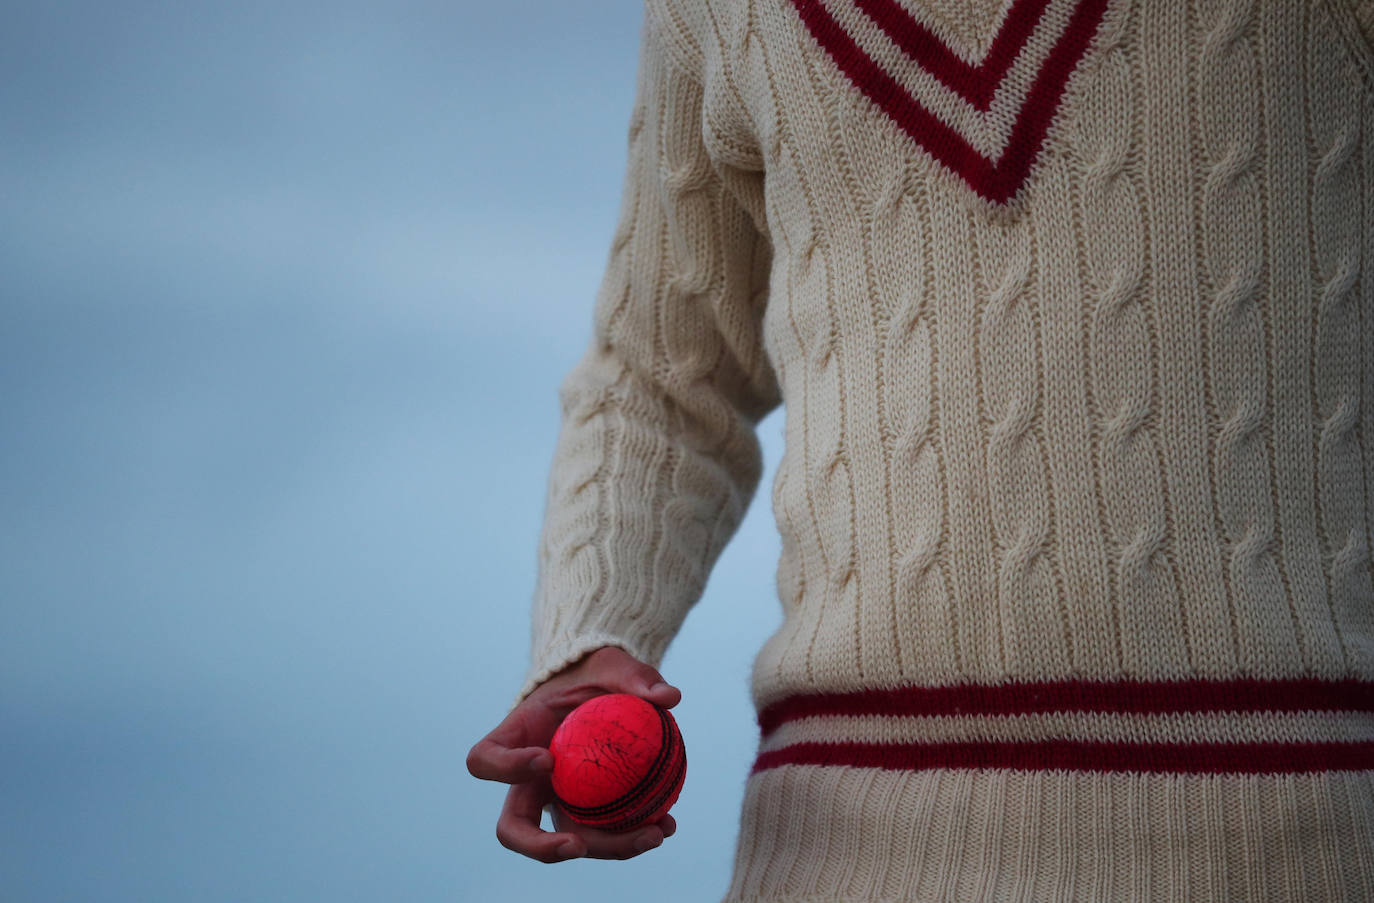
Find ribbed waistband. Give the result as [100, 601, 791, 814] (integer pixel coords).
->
[750, 675, 1374, 776]
[722, 764, 1374, 902]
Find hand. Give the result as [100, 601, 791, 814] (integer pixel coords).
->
[466, 645, 683, 862]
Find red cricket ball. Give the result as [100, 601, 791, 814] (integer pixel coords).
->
[548, 693, 687, 833]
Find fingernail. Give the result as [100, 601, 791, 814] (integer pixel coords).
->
[634, 832, 661, 852]
[558, 841, 582, 859]
[648, 682, 670, 694]
[530, 751, 552, 773]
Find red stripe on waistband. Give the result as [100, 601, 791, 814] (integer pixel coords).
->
[758, 676, 1374, 737]
[751, 738, 1374, 775]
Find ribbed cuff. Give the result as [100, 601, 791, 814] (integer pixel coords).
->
[510, 632, 660, 713]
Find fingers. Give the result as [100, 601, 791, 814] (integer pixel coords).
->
[548, 803, 669, 860]
[497, 781, 586, 863]
[475, 646, 685, 863]
[467, 702, 562, 783]
[467, 739, 551, 783]
[496, 781, 675, 863]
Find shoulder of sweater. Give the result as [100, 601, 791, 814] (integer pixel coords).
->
[647, 0, 760, 82]
[643, 0, 707, 79]
[646, 0, 766, 171]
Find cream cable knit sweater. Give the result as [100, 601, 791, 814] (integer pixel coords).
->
[519, 0, 1374, 899]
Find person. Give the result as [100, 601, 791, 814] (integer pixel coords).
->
[469, 0, 1374, 898]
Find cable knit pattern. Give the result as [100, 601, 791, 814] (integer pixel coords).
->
[1078, 0, 1181, 680]
[1340, 0, 1374, 82]
[1311, 1, 1374, 678]
[522, 0, 1374, 898]
[1198, 0, 1292, 679]
[516, 6, 781, 705]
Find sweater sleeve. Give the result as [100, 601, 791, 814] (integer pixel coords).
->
[513, 7, 780, 707]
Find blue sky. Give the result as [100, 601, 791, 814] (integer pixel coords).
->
[1, 2, 787, 900]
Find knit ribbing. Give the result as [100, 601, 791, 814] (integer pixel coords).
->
[524, 0, 1374, 898]
[725, 768, 1374, 901]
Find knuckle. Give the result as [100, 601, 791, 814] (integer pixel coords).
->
[586, 646, 621, 668]
[582, 640, 626, 667]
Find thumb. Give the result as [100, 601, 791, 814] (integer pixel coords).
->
[593, 649, 682, 710]
[625, 664, 682, 711]
[641, 678, 682, 710]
